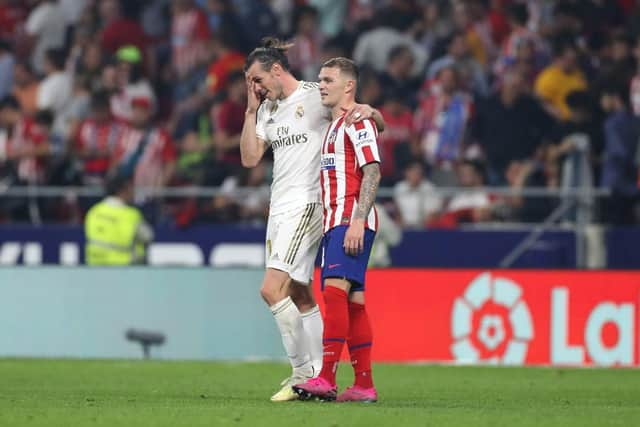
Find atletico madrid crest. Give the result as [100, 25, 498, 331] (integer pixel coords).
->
[328, 128, 338, 145]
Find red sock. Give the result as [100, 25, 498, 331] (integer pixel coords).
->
[347, 301, 374, 389]
[318, 286, 349, 386]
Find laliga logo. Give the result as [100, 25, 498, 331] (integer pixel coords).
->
[451, 272, 534, 364]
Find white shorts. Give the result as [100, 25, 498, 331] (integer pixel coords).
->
[265, 202, 323, 284]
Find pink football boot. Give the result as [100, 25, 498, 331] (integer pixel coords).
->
[336, 385, 378, 403]
[292, 377, 337, 401]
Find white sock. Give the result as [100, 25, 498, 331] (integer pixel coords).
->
[301, 305, 324, 376]
[270, 296, 312, 376]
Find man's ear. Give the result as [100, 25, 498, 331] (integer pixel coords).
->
[271, 63, 281, 76]
[346, 79, 356, 94]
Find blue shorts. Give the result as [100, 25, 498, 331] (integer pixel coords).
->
[320, 225, 376, 292]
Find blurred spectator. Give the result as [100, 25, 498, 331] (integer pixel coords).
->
[356, 68, 382, 108]
[110, 45, 156, 124]
[211, 160, 270, 224]
[631, 34, 640, 116]
[374, 0, 422, 32]
[378, 93, 414, 184]
[486, 0, 510, 46]
[450, 0, 495, 68]
[353, 12, 427, 78]
[112, 96, 176, 192]
[287, 5, 324, 82]
[599, 81, 640, 224]
[414, 66, 473, 186]
[24, 0, 66, 75]
[534, 36, 587, 120]
[205, 31, 245, 96]
[53, 74, 91, 141]
[428, 159, 493, 227]
[473, 69, 554, 184]
[37, 49, 72, 118]
[393, 160, 443, 228]
[445, 159, 492, 222]
[0, 1, 27, 43]
[268, 0, 294, 36]
[171, 0, 210, 101]
[233, 0, 277, 51]
[494, 3, 546, 81]
[549, 90, 603, 184]
[309, 0, 348, 38]
[549, 1, 583, 40]
[75, 90, 124, 186]
[504, 155, 558, 222]
[99, 0, 148, 56]
[73, 40, 105, 93]
[211, 70, 246, 172]
[427, 31, 489, 97]
[0, 96, 50, 185]
[199, 0, 246, 46]
[379, 45, 421, 108]
[415, 1, 452, 59]
[12, 61, 39, 117]
[0, 39, 15, 99]
[59, 0, 90, 30]
[601, 31, 635, 84]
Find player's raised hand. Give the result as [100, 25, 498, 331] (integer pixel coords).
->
[343, 219, 365, 256]
[246, 80, 263, 114]
[344, 104, 374, 126]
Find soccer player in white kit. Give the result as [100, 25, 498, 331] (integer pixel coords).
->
[241, 38, 384, 401]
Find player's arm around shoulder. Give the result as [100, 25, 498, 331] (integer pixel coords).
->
[345, 104, 386, 132]
[240, 81, 268, 168]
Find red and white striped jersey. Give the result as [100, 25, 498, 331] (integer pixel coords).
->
[320, 116, 381, 233]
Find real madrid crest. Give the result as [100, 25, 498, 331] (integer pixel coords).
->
[295, 105, 304, 118]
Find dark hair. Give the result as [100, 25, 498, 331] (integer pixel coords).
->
[610, 31, 633, 47]
[45, 48, 67, 70]
[460, 159, 487, 183]
[227, 70, 245, 85]
[91, 89, 112, 111]
[507, 3, 529, 26]
[601, 78, 631, 109]
[244, 37, 292, 72]
[0, 95, 20, 111]
[387, 44, 412, 64]
[293, 4, 318, 29]
[405, 160, 425, 172]
[0, 39, 12, 53]
[34, 109, 54, 128]
[321, 57, 359, 81]
[551, 35, 576, 58]
[105, 172, 133, 196]
[14, 60, 34, 75]
[566, 90, 593, 113]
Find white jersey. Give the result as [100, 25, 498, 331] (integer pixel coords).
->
[256, 81, 331, 214]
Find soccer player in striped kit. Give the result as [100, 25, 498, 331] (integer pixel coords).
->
[293, 58, 381, 403]
[241, 39, 384, 402]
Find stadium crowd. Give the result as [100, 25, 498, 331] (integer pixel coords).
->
[0, 0, 639, 227]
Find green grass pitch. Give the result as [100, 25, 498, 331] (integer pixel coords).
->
[1, 359, 639, 427]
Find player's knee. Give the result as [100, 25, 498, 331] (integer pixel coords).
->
[259, 283, 281, 305]
[260, 273, 290, 305]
